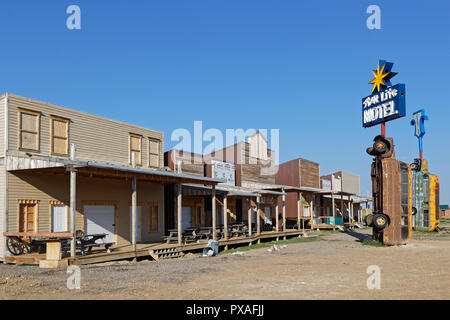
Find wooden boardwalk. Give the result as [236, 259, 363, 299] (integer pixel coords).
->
[3, 229, 308, 266]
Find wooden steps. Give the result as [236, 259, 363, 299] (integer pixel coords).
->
[149, 247, 185, 261]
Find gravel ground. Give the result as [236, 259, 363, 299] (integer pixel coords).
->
[0, 226, 449, 300]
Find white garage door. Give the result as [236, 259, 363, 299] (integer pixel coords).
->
[84, 205, 115, 243]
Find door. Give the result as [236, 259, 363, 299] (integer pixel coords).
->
[51, 204, 68, 232]
[129, 206, 142, 243]
[182, 206, 191, 231]
[84, 205, 115, 243]
[19, 203, 37, 232]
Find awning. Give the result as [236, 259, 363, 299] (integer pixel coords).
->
[182, 184, 261, 198]
[6, 153, 224, 185]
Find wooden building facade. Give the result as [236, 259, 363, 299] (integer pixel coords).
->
[165, 132, 282, 232]
[0, 93, 221, 260]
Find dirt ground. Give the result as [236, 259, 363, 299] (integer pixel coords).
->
[0, 224, 449, 300]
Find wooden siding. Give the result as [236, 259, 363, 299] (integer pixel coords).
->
[240, 142, 276, 185]
[275, 158, 300, 187]
[6, 171, 165, 246]
[299, 159, 320, 189]
[0, 95, 5, 258]
[165, 150, 204, 176]
[0, 166, 4, 258]
[275, 158, 320, 189]
[0, 94, 5, 157]
[6, 94, 164, 168]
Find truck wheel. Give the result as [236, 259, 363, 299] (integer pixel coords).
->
[373, 214, 389, 229]
[373, 140, 388, 155]
[364, 214, 374, 227]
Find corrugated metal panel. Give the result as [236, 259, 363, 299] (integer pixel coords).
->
[7, 94, 164, 168]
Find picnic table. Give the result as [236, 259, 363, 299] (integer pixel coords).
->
[164, 226, 224, 244]
[228, 223, 248, 238]
[62, 231, 114, 256]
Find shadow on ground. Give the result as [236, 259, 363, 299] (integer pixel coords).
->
[344, 230, 372, 243]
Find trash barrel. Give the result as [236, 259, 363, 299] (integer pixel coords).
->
[202, 240, 219, 257]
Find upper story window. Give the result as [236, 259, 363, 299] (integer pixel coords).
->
[18, 108, 40, 152]
[129, 133, 142, 166]
[50, 116, 69, 156]
[149, 138, 160, 168]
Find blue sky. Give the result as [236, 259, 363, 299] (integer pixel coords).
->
[0, 1, 449, 203]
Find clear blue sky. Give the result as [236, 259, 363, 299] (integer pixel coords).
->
[0, 1, 449, 203]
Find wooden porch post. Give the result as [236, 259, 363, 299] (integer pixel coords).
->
[131, 152, 137, 251]
[332, 192, 336, 230]
[340, 193, 344, 225]
[275, 199, 279, 232]
[299, 192, 304, 232]
[297, 192, 301, 231]
[348, 195, 353, 225]
[275, 198, 279, 241]
[310, 194, 314, 230]
[223, 194, 228, 250]
[177, 183, 182, 246]
[248, 199, 252, 238]
[69, 144, 77, 259]
[256, 196, 261, 243]
[212, 184, 216, 240]
[282, 189, 286, 240]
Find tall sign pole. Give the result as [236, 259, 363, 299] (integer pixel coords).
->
[410, 109, 428, 160]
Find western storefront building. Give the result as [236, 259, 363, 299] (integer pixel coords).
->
[0, 93, 220, 261]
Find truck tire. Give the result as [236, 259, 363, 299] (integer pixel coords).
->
[373, 214, 389, 229]
[364, 214, 374, 227]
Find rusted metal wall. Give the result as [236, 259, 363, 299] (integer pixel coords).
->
[373, 159, 412, 245]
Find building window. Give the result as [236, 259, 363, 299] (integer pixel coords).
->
[129, 133, 142, 166]
[18, 109, 40, 152]
[18, 200, 39, 232]
[149, 203, 158, 233]
[50, 116, 69, 156]
[149, 138, 160, 168]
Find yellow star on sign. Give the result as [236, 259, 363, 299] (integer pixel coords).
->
[369, 62, 389, 94]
